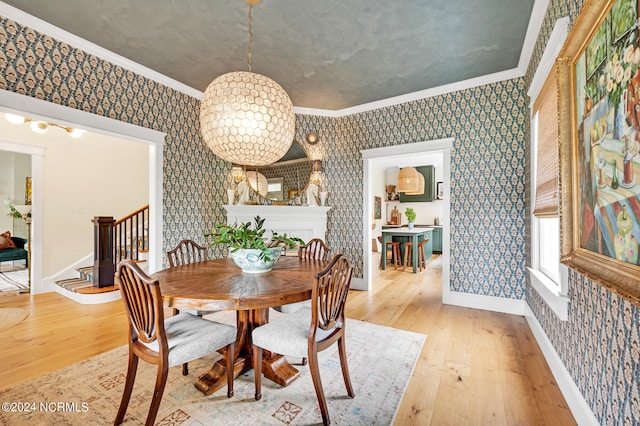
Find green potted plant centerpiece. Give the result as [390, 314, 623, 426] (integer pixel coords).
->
[206, 216, 305, 273]
[405, 207, 417, 229]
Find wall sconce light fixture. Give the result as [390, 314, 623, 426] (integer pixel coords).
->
[231, 165, 245, 183]
[311, 159, 323, 186]
[306, 132, 319, 145]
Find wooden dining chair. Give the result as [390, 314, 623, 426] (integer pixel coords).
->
[166, 238, 213, 374]
[298, 238, 331, 262]
[275, 238, 332, 366]
[276, 238, 331, 314]
[166, 239, 208, 268]
[252, 254, 355, 426]
[114, 259, 236, 426]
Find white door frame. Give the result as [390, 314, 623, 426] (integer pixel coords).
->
[361, 138, 451, 297]
[0, 90, 165, 293]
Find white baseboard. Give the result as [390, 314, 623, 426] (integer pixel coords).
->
[524, 306, 599, 426]
[54, 283, 121, 305]
[444, 290, 528, 315]
[351, 277, 366, 290]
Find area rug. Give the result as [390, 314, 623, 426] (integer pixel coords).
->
[0, 308, 28, 332]
[0, 316, 425, 425]
[0, 268, 28, 292]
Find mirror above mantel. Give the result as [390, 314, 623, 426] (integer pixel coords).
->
[243, 140, 311, 203]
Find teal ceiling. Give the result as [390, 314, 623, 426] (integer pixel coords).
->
[2, 0, 535, 110]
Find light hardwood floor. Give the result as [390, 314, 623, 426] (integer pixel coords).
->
[0, 259, 576, 425]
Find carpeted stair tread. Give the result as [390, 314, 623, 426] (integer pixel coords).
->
[56, 278, 93, 292]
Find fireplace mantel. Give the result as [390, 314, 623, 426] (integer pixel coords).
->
[223, 205, 331, 242]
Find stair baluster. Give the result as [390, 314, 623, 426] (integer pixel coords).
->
[92, 205, 149, 288]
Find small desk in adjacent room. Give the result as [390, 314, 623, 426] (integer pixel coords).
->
[381, 227, 433, 273]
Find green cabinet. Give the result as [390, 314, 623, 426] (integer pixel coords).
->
[399, 165, 435, 202]
[432, 227, 442, 254]
[421, 230, 433, 263]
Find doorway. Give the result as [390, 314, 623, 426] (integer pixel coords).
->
[0, 90, 165, 293]
[361, 138, 451, 299]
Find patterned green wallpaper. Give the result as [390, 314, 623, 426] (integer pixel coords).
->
[1, 0, 637, 421]
[525, 0, 639, 424]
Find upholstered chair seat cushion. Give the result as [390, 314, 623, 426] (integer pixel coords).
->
[142, 312, 236, 368]
[252, 307, 333, 357]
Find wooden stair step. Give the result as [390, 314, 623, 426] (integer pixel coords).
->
[74, 284, 119, 294]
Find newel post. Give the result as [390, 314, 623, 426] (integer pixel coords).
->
[92, 216, 115, 288]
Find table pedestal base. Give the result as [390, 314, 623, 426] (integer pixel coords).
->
[194, 308, 300, 395]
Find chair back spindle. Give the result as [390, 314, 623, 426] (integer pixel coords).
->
[167, 239, 208, 268]
[312, 254, 353, 333]
[116, 260, 167, 352]
[299, 238, 331, 262]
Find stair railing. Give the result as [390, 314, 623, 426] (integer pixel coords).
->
[113, 205, 149, 265]
[92, 205, 149, 288]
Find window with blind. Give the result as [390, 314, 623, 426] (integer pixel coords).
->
[532, 70, 559, 218]
[528, 17, 570, 320]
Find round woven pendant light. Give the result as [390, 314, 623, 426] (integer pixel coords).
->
[199, 0, 295, 167]
[246, 170, 268, 197]
[397, 167, 419, 193]
[405, 172, 424, 195]
[200, 71, 295, 166]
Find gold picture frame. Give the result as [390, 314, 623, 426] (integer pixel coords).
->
[558, 0, 640, 305]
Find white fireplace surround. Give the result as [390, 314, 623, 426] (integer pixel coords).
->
[223, 205, 331, 243]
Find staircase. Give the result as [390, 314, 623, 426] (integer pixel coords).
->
[54, 256, 149, 304]
[53, 205, 150, 304]
[56, 266, 96, 293]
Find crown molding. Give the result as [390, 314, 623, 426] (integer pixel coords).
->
[316, 67, 524, 117]
[1, 0, 550, 118]
[517, 0, 551, 76]
[0, 1, 202, 99]
[527, 16, 570, 103]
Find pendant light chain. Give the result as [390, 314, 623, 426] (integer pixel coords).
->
[200, 0, 295, 167]
[247, 3, 253, 72]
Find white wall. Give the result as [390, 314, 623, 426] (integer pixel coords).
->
[371, 162, 386, 249]
[0, 151, 30, 238]
[384, 157, 445, 225]
[0, 151, 17, 235]
[13, 153, 30, 203]
[0, 151, 16, 200]
[0, 120, 148, 277]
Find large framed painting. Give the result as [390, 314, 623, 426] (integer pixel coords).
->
[558, 0, 640, 305]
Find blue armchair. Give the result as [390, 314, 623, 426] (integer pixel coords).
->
[0, 236, 28, 265]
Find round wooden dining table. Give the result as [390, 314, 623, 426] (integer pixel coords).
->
[153, 256, 328, 396]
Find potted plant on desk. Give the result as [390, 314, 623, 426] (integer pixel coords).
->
[206, 216, 305, 273]
[405, 208, 417, 229]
